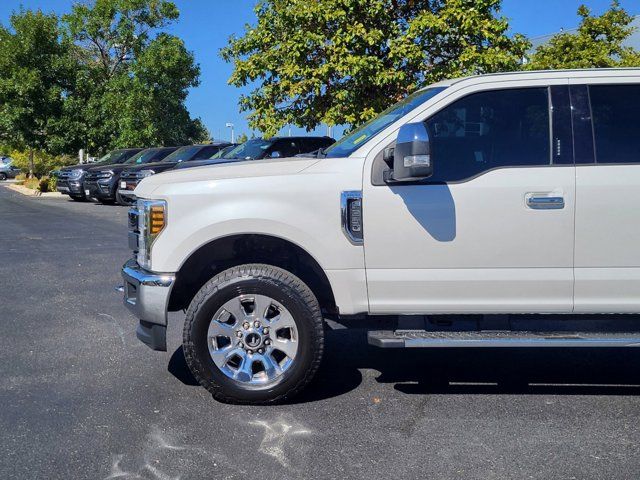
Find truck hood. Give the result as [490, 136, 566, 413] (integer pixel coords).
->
[59, 163, 99, 172]
[122, 160, 176, 174]
[87, 163, 129, 174]
[136, 156, 321, 196]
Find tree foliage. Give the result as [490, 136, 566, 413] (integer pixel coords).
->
[0, 0, 207, 158]
[221, 0, 530, 135]
[62, 0, 208, 152]
[527, 1, 640, 70]
[0, 10, 74, 155]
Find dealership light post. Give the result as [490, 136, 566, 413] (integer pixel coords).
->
[226, 122, 235, 143]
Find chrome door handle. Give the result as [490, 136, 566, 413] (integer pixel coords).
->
[526, 196, 564, 210]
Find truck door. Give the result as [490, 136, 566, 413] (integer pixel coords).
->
[572, 81, 640, 312]
[363, 84, 576, 314]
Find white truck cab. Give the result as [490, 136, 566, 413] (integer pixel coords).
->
[122, 69, 640, 404]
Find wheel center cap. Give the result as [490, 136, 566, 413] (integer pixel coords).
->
[245, 332, 262, 348]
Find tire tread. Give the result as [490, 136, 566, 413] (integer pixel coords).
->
[182, 263, 324, 405]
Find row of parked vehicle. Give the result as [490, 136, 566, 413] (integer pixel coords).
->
[55, 136, 336, 204]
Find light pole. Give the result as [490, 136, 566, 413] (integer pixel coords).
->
[225, 122, 235, 143]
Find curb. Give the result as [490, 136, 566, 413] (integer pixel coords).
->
[3, 183, 63, 198]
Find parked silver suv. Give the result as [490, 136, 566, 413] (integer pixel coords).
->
[0, 157, 20, 180]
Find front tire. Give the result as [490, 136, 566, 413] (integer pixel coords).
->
[183, 264, 324, 404]
[0, 173, 7, 181]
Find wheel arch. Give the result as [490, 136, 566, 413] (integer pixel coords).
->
[168, 233, 338, 315]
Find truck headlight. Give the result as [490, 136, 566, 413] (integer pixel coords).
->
[136, 199, 167, 270]
[68, 168, 84, 179]
[97, 170, 113, 179]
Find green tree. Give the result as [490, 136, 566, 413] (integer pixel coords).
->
[236, 133, 248, 144]
[221, 0, 529, 135]
[112, 33, 209, 147]
[0, 9, 75, 174]
[62, 0, 207, 152]
[527, 1, 640, 70]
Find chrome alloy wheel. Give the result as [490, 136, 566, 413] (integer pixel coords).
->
[207, 294, 299, 384]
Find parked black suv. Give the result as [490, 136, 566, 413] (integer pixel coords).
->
[118, 143, 231, 205]
[171, 136, 336, 171]
[56, 148, 143, 201]
[85, 147, 178, 204]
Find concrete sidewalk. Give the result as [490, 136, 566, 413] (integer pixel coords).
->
[2, 181, 63, 198]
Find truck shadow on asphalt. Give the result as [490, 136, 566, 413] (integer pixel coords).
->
[168, 328, 640, 403]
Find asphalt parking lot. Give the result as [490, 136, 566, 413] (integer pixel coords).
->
[2, 184, 640, 479]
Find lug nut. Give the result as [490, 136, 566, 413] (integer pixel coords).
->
[236, 331, 243, 338]
[243, 322, 250, 330]
[253, 321, 261, 328]
[263, 328, 269, 335]
[238, 342, 244, 348]
[264, 339, 271, 346]
[258, 348, 264, 354]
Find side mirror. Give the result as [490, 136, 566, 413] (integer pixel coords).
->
[389, 122, 433, 182]
[270, 151, 282, 158]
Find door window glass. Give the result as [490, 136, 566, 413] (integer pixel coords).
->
[589, 84, 640, 164]
[424, 88, 551, 182]
[272, 140, 300, 157]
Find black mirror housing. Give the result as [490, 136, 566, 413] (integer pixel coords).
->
[390, 122, 433, 182]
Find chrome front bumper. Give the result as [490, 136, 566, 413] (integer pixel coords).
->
[121, 259, 175, 327]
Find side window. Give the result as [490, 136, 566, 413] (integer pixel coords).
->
[424, 87, 551, 182]
[299, 138, 316, 153]
[273, 140, 300, 157]
[589, 84, 640, 164]
[193, 146, 220, 160]
[155, 148, 174, 161]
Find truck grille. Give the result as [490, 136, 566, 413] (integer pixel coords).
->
[57, 170, 76, 179]
[128, 206, 140, 252]
[120, 171, 139, 192]
[128, 207, 139, 231]
[84, 171, 100, 181]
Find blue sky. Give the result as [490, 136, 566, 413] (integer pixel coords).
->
[1, 1, 638, 141]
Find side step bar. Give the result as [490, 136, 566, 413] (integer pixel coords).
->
[368, 330, 640, 348]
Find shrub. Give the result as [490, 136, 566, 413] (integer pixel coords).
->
[38, 176, 51, 192]
[14, 173, 27, 185]
[6, 149, 77, 178]
[47, 176, 57, 191]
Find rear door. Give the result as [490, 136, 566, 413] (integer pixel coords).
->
[572, 80, 640, 312]
[363, 82, 577, 314]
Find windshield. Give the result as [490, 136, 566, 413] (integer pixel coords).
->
[94, 149, 130, 165]
[324, 87, 446, 158]
[222, 139, 272, 160]
[125, 149, 162, 165]
[210, 145, 235, 159]
[161, 146, 200, 163]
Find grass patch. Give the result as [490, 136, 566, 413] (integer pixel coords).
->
[23, 177, 40, 190]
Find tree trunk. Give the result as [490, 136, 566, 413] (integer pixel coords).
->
[28, 149, 34, 178]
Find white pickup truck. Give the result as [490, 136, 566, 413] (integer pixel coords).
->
[122, 68, 640, 404]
